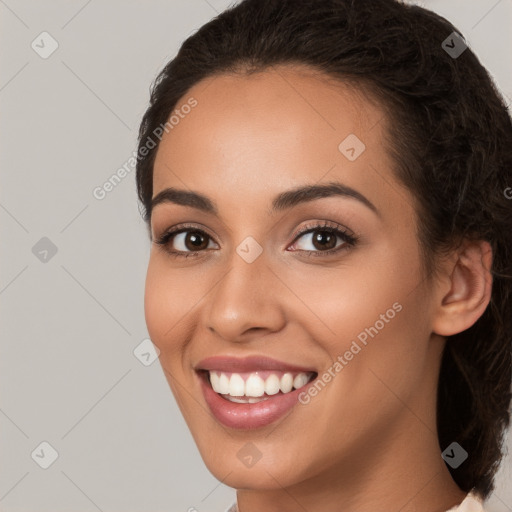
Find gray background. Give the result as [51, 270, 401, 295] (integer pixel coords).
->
[0, 0, 511, 511]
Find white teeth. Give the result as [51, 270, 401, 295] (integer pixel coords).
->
[293, 373, 309, 389]
[265, 374, 281, 395]
[209, 371, 220, 391]
[224, 396, 270, 404]
[229, 373, 245, 396]
[207, 370, 314, 397]
[280, 373, 294, 393]
[245, 374, 265, 397]
[218, 373, 230, 394]
[209, 371, 231, 394]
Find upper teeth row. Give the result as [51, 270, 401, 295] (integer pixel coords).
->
[208, 371, 313, 397]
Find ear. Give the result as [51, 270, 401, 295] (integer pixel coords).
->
[431, 239, 493, 337]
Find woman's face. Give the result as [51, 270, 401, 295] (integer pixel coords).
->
[145, 65, 445, 490]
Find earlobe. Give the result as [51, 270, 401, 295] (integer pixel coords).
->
[432, 239, 493, 337]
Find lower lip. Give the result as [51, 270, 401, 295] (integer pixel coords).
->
[198, 372, 315, 430]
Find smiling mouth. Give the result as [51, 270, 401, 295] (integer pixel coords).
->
[198, 369, 318, 403]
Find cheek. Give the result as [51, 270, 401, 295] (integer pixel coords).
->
[144, 259, 167, 344]
[287, 248, 428, 396]
[281, 251, 420, 346]
[143, 256, 193, 354]
[325, 285, 428, 419]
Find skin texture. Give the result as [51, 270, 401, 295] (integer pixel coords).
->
[144, 64, 492, 512]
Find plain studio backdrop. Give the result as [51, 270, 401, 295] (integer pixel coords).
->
[0, 1, 511, 511]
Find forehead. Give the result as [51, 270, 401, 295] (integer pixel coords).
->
[152, 65, 394, 216]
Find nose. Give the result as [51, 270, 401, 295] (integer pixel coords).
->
[203, 248, 287, 342]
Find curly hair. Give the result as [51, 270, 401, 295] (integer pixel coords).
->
[135, 0, 512, 499]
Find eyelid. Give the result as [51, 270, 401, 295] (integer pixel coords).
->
[154, 222, 217, 243]
[290, 220, 355, 242]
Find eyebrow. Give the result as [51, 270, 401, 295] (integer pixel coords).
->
[150, 181, 380, 218]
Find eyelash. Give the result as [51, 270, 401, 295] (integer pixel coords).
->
[154, 221, 359, 259]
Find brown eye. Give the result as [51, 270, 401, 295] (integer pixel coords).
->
[181, 231, 210, 251]
[309, 230, 338, 251]
[290, 223, 357, 256]
[166, 230, 214, 252]
[155, 227, 218, 257]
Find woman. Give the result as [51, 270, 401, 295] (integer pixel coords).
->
[135, 0, 512, 510]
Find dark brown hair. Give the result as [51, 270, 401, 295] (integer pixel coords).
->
[135, 0, 512, 499]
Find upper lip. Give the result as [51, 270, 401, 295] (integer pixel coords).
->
[195, 355, 317, 374]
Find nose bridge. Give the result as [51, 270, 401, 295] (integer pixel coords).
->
[204, 239, 285, 340]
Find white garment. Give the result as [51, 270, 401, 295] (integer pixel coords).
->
[225, 489, 485, 512]
[446, 490, 486, 511]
